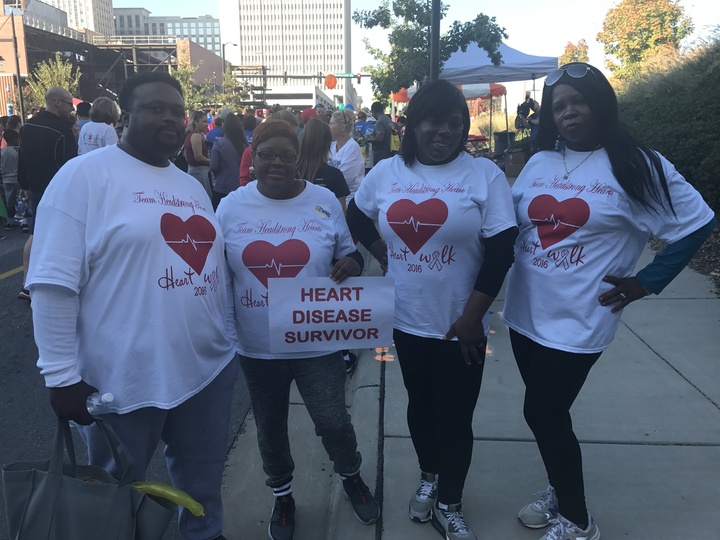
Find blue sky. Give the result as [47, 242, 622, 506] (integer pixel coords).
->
[112, 0, 719, 104]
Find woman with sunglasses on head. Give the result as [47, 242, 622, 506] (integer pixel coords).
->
[503, 63, 716, 540]
[347, 79, 517, 540]
[216, 120, 379, 540]
[329, 109, 365, 202]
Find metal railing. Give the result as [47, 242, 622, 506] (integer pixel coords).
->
[92, 35, 178, 46]
[22, 14, 88, 42]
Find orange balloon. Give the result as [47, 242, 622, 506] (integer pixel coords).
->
[324, 74, 337, 90]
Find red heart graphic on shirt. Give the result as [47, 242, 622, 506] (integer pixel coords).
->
[527, 195, 590, 249]
[160, 213, 216, 275]
[386, 199, 448, 254]
[242, 239, 311, 289]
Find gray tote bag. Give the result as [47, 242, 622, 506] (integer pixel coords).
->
[2, 418, 175, 540]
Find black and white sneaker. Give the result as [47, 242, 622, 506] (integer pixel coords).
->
[268, 494, 295, 540]
[344, 352, 358, 374]
[431, 503, 477, 540]
[342, 474, 379, 525]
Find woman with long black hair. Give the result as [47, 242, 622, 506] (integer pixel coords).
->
[503, 62, 716, 540]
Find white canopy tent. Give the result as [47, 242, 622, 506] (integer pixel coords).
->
[440, 42, 558, 85]
[440, 43, 557, 157]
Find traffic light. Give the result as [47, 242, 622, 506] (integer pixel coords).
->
[356, 73, 361, 84]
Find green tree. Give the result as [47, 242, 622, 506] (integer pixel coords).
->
[597, 0, 693, 77]
[25, 52, 82, 110]
[353, 0, 507, 98]
[215, 67, 251, 111]
[173, 62, 213, 113]
[559, 39, 590, 65]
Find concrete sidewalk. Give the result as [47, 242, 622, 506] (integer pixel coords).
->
[221, 246, 720, 539]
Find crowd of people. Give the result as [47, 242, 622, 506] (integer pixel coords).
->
[9, 63, 715, 540]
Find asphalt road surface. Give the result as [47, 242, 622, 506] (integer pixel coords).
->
[0, 228, 251, 540]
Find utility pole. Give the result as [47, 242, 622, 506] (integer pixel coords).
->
[429, 0, 440, 81]
[10, 13, 26, 119]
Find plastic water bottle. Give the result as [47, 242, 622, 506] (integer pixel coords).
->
[86, 392, 114, 415]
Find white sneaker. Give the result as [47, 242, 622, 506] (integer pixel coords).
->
[408, 472, 437, 522]
[540, 514, 600, 540]
[518, 485, 559, 528]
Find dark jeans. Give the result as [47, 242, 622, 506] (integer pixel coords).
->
[509, 329, 601, 526]
[240, 352, 361, 489]
[393, 329, 485, 504]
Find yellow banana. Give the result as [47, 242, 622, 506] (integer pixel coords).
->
[132, 481, 205, 517]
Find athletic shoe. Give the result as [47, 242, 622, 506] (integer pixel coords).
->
[268, 494, 295, 540]
[540, 514, 600, 540]
[5, 222, 16, 230]
[18, 288, 31, 301]
[431, 503, 477, 540]
[408, 471, 438, 522]
[21, 224, 29, 233]
[345, 351, 358, 374]
[342, 474, 379, 524]
[518, 485, 559, 528]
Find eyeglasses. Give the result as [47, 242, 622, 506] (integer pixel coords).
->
[254, 149, 297, 163]
[56, 98, 74, 107]
[544, 64, 597, 87]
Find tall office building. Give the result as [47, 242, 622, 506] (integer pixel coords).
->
[41, 0, 113, 35]
[113, 9, 221, 56]
[219, 0, 355, 106]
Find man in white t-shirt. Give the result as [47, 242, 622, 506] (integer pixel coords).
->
[26, 72, 237, 540]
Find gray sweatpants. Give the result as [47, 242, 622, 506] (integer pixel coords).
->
[240, 352, 361, 489]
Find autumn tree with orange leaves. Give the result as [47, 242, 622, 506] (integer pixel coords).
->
[597, 0, 693, 79]
[559, 39, 590, 66]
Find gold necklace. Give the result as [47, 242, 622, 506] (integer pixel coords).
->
[562, 147, 596, 179]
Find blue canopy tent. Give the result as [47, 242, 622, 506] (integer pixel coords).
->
[440, 42, 557, 159]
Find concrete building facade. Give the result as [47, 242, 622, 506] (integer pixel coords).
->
[219, 0, 357, 107]
[40, 0, 112, 35]
[113, 10, 221, 56]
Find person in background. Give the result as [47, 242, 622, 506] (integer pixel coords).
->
[328, 109, 364, 202]
[396, 115, 407, 137]
[347, 79, 517, 540]
[242, 114, 257, 145]
[504, 62, 716, 540]
[217, 119, 378, 540]
[26, 71, 236, 540]
[78, 97, 119, 155]
[366, 101, 393, 165]
[210, 113, 247, 209]
[17, 86, 77, 301]
[293, 110, 304, 134]
[184, 110, 212, 197]
[76, 101, 91, 131]
[1, 115, 22, 150]
[2, 130, 21, 231]
[206, 108, 233, 150]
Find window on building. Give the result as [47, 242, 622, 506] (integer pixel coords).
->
[135, 15, 140, 27]
[152, 22, 157, 34]
[119, 15, 124, 27]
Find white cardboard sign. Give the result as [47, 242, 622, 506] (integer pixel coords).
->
[268, 276, 395, 353]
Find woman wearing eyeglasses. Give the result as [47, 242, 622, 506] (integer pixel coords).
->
[216, 120, 379, 540]
[503, 63, 715, 540]
[329, 109, 365, 202]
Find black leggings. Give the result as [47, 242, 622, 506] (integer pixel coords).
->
[509, 329, 601, 526]
[393, 329, 485, 504]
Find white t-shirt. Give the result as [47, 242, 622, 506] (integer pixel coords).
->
[353, 153, 516, 338]
[217, 181, 357, 359]
[78, 121, 118, 155]
[330, 138, 365, 200]
[26, 145, 236, 412]
[503, 148, 715, 353]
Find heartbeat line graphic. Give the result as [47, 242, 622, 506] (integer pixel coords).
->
[387, 216, 443, 232]
[165, 235, 214, 251]
[530, 214, 582, 231]
[246, 259, 306, 276]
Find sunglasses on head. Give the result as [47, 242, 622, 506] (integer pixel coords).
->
[545, 64, 596, 87]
